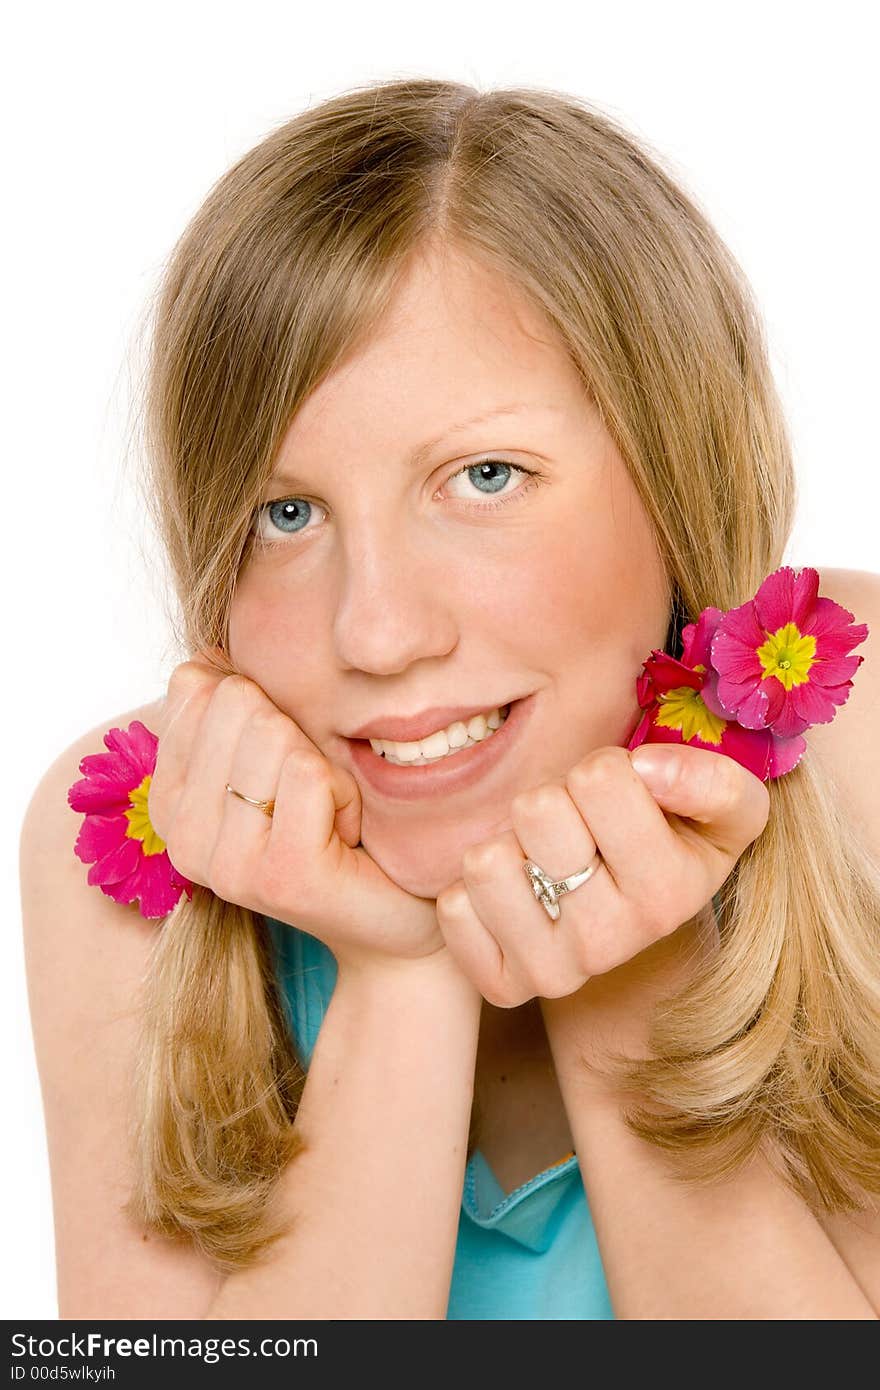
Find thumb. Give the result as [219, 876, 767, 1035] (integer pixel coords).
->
[331, 762, 364, 848]
[629, 743, 770, 850]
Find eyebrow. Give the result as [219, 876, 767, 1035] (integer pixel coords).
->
[268, 402, 557, 487]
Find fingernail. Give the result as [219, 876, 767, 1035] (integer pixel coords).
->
[630, 748, 678, 792]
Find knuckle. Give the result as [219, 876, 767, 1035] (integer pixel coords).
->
[164, 839, 200, 888]
[167, 661, 209, 699]
[435, 881, 469, 923]
[525, 967, 556, 1000]
[565, 747, 626, 800]
[644, 903, 674, 941]
[483, 978, 520, 1008]
[510, 783, 560, 823]
[282, 746, 328, 782]
[206, 852, 245, 906]
[461, 840, 504, 883]
[257, 856, 291, 912]
[247, 704, 285, 740]
[215, 673, 264, 715]
[538, 970, 581, 1000]
[703, 751, 739, 815]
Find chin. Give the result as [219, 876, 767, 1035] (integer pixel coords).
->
[358, 795, 517, 900]
[364, 833, 461, 898]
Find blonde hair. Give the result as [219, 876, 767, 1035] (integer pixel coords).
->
[123, 77, 880, 1272]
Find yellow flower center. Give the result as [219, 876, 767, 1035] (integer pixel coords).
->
[756, 622, 816, 691]
[655, 680, 726, 746]
[124, 775, 166, 856]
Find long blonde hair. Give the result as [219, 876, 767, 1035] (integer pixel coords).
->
[123, 77, 880, 1272]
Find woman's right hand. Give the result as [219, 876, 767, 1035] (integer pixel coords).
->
[147, 657, 447, 972]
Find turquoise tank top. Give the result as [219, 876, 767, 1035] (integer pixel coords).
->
[264, 916, 615, 1320]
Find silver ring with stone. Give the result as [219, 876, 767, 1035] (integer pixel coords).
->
[522, 850, 603, 922]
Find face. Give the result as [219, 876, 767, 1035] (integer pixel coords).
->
[228, 241, 671, 896]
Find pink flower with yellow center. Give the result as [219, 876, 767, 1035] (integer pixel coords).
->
[628, 608, 810, 781]
[67, 720, 192, 919]
[709, 566, 868, 739]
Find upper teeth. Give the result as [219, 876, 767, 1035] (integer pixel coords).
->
[370, 706, 509, 764]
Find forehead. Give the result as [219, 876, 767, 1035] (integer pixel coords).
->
[276, 244, 588, 462]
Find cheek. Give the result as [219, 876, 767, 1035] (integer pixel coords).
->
[227, 567, 329, 691]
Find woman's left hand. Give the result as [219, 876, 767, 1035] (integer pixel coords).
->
[434, 743, 770, 1006]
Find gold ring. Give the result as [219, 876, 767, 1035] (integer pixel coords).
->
[225, 783, 276, 817]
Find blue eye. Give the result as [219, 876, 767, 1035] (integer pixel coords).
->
[446, 459, 537, 506]
[269, 499, 309, 532]
[253, 497, 323, 542]
[252, 458, 541, 550]
[462, 461, 513, 494]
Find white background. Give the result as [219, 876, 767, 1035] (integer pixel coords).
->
[4, 0, 877, 1318]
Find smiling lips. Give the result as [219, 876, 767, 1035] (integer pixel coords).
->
[343, 693, 536, 801]
[370, 706, 510, 765]
[345, 700, 517, 743]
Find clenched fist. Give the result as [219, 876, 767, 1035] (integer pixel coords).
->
[435, 743, 770, 1006]
[147, 658, 446, 972]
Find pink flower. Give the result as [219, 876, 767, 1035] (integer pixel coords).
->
[709, 566, 869, 739]
[67, 720, 192, 919]
[626, 608, 807, 781]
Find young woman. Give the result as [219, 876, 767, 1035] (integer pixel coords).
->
[20, 77, 880, 1320]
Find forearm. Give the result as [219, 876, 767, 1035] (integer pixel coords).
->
[206, 950, 482, 1320]
[542, 978, 877, 1320]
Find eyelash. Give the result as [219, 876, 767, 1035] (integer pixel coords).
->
[251, 460, 543, 550]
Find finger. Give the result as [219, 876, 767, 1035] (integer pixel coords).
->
[268, 750, 427, 955]
[163, 675, 272, 881]
[629, 743, 771, 855]
[464, 795, 619, 992]
[435, 878, 507, 1004]
[149, 666, 222, 838]
[211, 704, 302, 889]
[509, 781, 600, 894]
[154, 658, 225, 741]
[268, 744, 363, 860]
[495, 783, 601, 969]
[509, 782, 608, 980]
[564, 746, 691, 917]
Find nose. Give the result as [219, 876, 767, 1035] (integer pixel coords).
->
[332, 523, 458, 675]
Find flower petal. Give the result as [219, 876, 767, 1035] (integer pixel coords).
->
[706, 625, 761, 683]
[764, 705, 810, 739]
[680, 608, 724, 668]
[767, 732, 807, 778]
[68, 775, 133, 815]
[788, 566, 821, 628]
[699, 666, 740, 720]
[135, 853, 188, 918]
[87, 837, 143, 887]
[105, 720, 159, 778]
[716, 595, 769, 646]
[713, 672, 773, 728]
[718, 722, 773, 780]
[625, 709, 655, 749]
[73, 813, 128, 865]
[752, 566, 795, 630]
[788, 677, 854, 729]
[809, 652, 865, 686]
[77, 751, 136, 783]
[806, 594, 864, 638]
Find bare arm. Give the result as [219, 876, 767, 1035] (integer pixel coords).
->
[206, 950, 482, 1320]
[540, 940, 878, 1320]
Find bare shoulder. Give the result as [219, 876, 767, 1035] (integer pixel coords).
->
[804, 566, 880, 861]
[19, 699, 224, 1318]
[20, 697, 168, 940]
